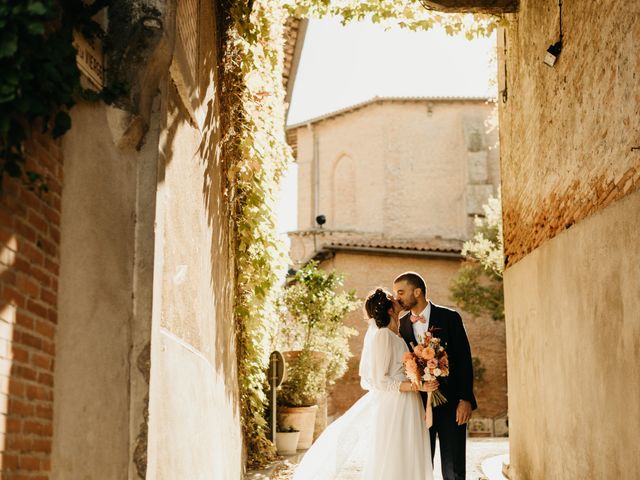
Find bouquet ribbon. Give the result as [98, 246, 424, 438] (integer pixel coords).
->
[425, 391, 433, 428]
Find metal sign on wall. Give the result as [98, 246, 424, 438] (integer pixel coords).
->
[73, 31, 104, 91]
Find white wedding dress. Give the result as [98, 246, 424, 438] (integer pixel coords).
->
[293, 322, 433, 480]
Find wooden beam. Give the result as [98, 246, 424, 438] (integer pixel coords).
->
[421, 0, 518, 14]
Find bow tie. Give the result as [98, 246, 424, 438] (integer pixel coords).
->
[410, 314, 426, 324]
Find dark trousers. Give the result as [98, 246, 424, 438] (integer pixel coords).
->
[429, 401, 467, 480]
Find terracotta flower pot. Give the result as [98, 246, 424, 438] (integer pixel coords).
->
[275, 430, 300, 455]
[278, 405, 318, 449]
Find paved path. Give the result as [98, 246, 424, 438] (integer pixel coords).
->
[262, 437, 509, 480]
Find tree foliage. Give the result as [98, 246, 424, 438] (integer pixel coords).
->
[278, 261, 359, 392]
[284, 0, 505, 39]
[450, 192, 504, 321]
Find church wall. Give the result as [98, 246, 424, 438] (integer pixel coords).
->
[294, 100, 499, 239]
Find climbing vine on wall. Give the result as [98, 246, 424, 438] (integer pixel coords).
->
[222, 0, 291, 468]
[226, 0, 503, 468]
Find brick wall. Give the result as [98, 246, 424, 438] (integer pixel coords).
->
[0, 133, 62, 478]
[499, 0, 640, 266]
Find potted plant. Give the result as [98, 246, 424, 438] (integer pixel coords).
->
[277, 261, 359, 448]
[277, 348, 326, 449]
[275, 425, 300, 455]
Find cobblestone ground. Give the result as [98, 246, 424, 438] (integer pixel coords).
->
[269, 437, 509, 480]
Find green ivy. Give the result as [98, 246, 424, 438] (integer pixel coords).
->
[223, 0, 291, 468]
[0, 0, 108, 190]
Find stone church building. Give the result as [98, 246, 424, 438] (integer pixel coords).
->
[287, 97, 508, 432]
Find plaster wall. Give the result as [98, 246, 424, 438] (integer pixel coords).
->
[499, 1, 640, 476]
[146, 59, 241, 480]
[53, 103, 142, 479]
[504, 188, 640, 479]
[53, 2, 242, 477]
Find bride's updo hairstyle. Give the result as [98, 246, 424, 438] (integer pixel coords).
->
[365, 288, 393, 328]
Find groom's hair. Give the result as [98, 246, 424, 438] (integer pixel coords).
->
[394, 272, 427, 298]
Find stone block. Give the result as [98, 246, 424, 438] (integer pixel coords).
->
[466, 184, 495, 215]
[494, 414, 509, 437]
[468, 417, 493, 436]
[467, 151, 489, 184]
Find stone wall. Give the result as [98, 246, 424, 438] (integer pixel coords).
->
[18, 0, 242, 478]
[292, 99, 499, 240]
[499, 0, 640, 266]
[499, 0, 640, 477]
[0, 134, 62, 478]
[146, 0, 243, 477]
[321, 251, 508, 425]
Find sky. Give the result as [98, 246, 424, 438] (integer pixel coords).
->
[276, 16, 497, 238]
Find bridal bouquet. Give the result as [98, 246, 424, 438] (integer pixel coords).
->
[402, 329, 449, 406]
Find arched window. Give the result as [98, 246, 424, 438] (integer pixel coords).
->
[332, 154, 356, 229]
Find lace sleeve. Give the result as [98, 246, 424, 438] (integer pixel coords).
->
[370, 329, 401, 392]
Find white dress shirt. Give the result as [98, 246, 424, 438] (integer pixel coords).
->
[411, 301, 432, 343]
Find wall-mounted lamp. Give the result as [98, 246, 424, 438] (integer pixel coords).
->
[312, 214, 326, 253]
[544, 0, 564, 67]
[544, 40, 563, 67]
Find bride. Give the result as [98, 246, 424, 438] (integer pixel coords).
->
[293, 288, 437, 480]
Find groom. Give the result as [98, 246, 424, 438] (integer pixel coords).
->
[393, 271, 477, 480]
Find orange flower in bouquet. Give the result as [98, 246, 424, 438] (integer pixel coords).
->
[402, 329, 450, 407]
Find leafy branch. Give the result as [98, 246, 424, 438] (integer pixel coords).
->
[450, 192, 504, 321]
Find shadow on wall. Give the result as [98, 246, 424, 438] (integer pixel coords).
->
[198, 63, 239, 404]
[157, 2, 238, 410]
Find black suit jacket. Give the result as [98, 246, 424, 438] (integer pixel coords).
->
[399, 303, 477, 411]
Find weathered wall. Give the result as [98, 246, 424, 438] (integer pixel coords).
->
[321, 251, 507, 425]
[499, 0, 640, 477]
[294, 99, 499, 239]
[51, 1, 241, 478]
[146, 88, 241, 479]
[146, 0, 242, 477]
[504, 188, 640, 479]
[0, 133, 62, 478]
[52, 102, 152, 479]
[499, 0, 640, 266]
